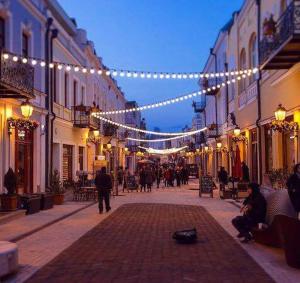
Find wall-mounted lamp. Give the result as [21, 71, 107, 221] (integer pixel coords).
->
[21, 99, 33, 119]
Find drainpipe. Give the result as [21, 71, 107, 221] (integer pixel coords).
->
[50, 29, 58, 178]
[45, 18, 53, 189]
[210, 48, 219, 175]
[256, 0, 263, 184]
[224, 62, 230, 172]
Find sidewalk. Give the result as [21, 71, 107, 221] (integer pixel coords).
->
[0, 201, 95, 242]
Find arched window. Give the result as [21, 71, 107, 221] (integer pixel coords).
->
[249, 34, 257, 84]
[239, 48, 246, 92]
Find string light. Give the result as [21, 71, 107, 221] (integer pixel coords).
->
[139, 146, 188, 155]
[127, 133, 199, 143]
[92, 72, 252, 116]
[1, 52, 258, 81]
[97, 115, 207, 136]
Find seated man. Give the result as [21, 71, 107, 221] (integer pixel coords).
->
[232, 183, 267, 243]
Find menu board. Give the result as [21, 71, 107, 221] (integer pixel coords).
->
[199, 176, 214, 198]
[126, 175, 138, 190]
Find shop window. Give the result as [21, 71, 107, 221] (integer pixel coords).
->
[0, 18, 5, 49]
[79, 146, 84, 171]
[63, 145, 73, 182]
[22, 32, 29, 57]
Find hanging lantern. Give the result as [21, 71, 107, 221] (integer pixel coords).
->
[233, 126, 241, 137]
[106, 143, 112, 149]
[21, 100, 33, 119]
[216, 142, 222, 149]
[274, 104, 286, 122]
[93, 130, 100, 137]
[204, 146, 209, 152]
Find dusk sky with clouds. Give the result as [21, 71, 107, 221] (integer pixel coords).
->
[59, 0, 243, 131]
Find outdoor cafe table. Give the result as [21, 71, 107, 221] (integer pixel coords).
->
[80, 186, 97, 201]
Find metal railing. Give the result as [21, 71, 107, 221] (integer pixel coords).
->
[259, 0, 300, 65]
[72, 105, 99, 129]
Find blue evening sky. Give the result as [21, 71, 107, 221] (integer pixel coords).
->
[59, 0, 243, 131]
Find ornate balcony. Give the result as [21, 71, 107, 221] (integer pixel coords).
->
[260, 1, 300, 70]
[192, 97, 206, 113]
[72, 105, 99, 130]
[206, 123, 221, 139]
[200, 77, 223, 96]
[103, 121, 118, 137]
[0, 53, 34, 99]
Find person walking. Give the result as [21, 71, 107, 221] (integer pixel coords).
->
[241, 162, 250, 182]
[232, 183, 266, 243]
[95, 167, 112, 214]
[218, 167, 228, 185]
[286, 163, 300, 216]
[117, 167, 124, 187]
[175, 167, 181, 187]
[139, 167, 146, 192]
[145, 166, 153, 192]
[156, 166, 162, 188]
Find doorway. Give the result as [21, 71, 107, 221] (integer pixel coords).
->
[15, 128, 33, 194]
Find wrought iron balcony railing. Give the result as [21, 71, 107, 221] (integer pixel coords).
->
[0, 52, 34, 99]
[72, 105, 99, 130]
[259, 1, 300, 69]
[200, 77, 223, 95]
[103, 121, 118, 137]
[192, 97, 206, 113]
[205, 123, 222, 139]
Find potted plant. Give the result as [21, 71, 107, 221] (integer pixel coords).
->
[1, 168, 18, 211]
[50, 169, 65, 205]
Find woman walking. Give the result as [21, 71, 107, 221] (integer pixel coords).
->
[287, 163, 300, 217]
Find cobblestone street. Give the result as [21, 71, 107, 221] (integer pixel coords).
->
[1, 181, 300, 282]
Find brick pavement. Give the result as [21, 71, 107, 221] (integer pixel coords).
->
[26, 203, 274, 283]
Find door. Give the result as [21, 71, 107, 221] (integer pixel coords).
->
[63, 145, 73, 182]
[15, 128, 33, 194]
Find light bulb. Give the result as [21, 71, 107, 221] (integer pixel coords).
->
[49, 63, 54, 68]
[32, 60, 37, 66]
[22, 58, 28, 63]
[12, 56, 18, 62]
[3, 53, 9, 59]
[82, 68, 87, 73]
[40, 61, 46, 67]
[90, 69, 95, 74]
[74, 66, 79, 72]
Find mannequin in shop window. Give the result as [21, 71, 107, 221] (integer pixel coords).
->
[286, 163, 300, 217]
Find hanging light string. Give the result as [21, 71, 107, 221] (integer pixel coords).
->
[139, 146, 188, 155]
[98, 115, 207, 136]
[126, 132, 203, 143]
[92, 70, 256, 116]
[2, 52, 258, 81]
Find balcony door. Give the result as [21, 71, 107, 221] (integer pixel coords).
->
[15, 128, 33, 194]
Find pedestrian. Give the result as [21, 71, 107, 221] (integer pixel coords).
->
[175, 167, 181, 187]
[241, 162, 250, 182]
[286, 163, 300, 216]
[156, 166, 162, 188]
[145, 166, 153, 192]
[218, 166, 228, 185]
[123, 167, 129, 192]
[117, 167, 124, 186]
[95, 167, 112, 214]
[164, 168, 170, 187]
[139, 167, 146, 192]
[232, 183, 267, 243]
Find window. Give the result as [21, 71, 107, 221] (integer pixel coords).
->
[239, 49, 246, 92]
[63, 145, 73, 182]
[53, 67, 57, 103]
[78, 147, 84, 171]
[22, 33, 29, 57]
[81, 86, 85, 105]
[73, 80, 77, 106]
[249, 34, 257, 84]
[0, 18, 5, 49]
[64, 73, 69, 107]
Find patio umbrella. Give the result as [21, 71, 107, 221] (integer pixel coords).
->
[233, 145, 242, 179]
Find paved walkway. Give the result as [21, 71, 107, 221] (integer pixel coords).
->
[2, 180, 300, 283]
[26, 203, 274, 283]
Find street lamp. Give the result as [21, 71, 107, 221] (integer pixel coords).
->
[106, 143, 112, 150]
[233, 126, 241, 137]
[274, 104, 286, 122]
[21, 100, 33, 119]
[216, 142, 222, 149]
[204, 145, 209, 153]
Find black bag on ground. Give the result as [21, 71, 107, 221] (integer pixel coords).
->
[172, 228, 197, 244]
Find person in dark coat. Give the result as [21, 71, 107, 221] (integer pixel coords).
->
[241, 162, 250, 182]
[95, 167, 112, 214]
[232, 183, 267, 243]
[139, 167, 146, 192]
[218, 167, 228, 185]
[175, 167, 181, 187]
[145, 167, 153, 192]
[286, 163, 300, 213]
